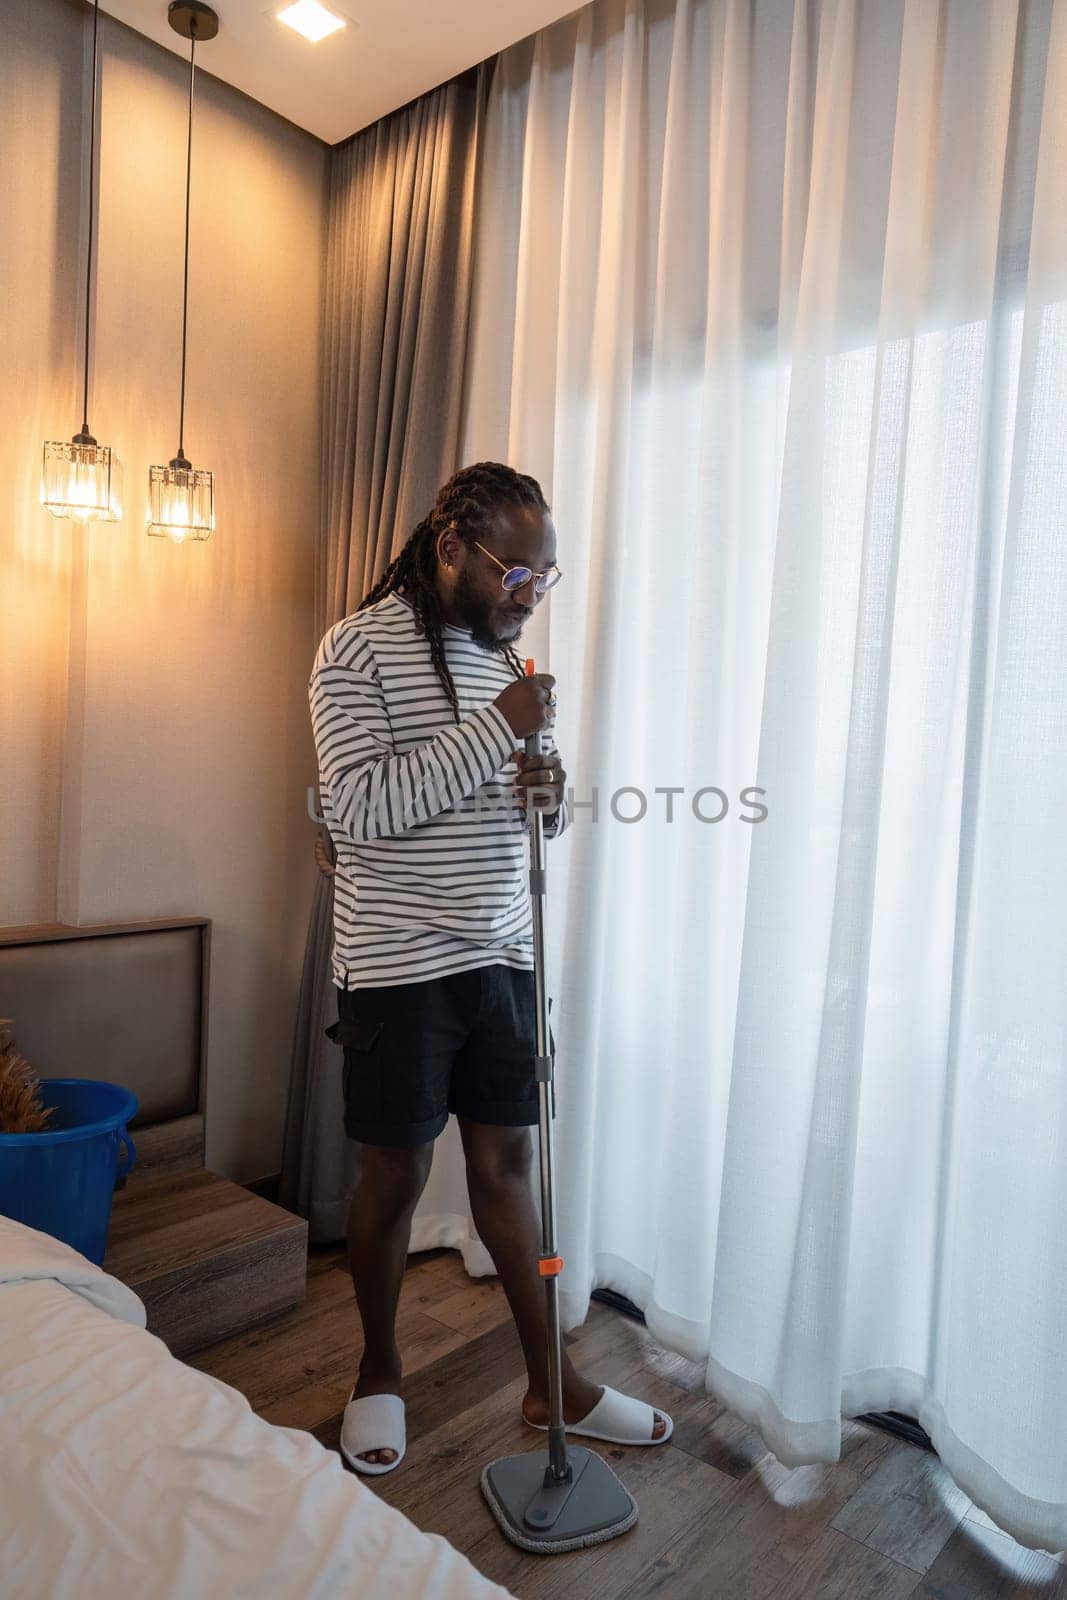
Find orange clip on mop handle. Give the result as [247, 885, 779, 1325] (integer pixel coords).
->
[524, 661, 539, 758]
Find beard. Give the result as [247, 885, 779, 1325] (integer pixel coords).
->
[451, 564, 512, 651]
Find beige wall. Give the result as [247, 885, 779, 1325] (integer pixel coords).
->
[0, 0, 327, 1182]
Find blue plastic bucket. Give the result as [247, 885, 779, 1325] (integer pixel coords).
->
[0, 1079, 138, 1265]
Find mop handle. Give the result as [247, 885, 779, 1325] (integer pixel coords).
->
[523, 657, 546, 886]
[524, 658, 569, 1481]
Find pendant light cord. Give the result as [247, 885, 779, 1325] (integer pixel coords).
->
[178, 25, 197, 461]
[81, 0, 100, 439]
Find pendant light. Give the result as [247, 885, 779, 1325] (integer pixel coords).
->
[148, 1, 218, 544]
[42, 0, 123, 524]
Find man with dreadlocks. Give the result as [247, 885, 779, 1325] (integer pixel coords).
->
[309, 461, 671, 1474]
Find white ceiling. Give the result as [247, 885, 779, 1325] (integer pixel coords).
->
[102, 0, 581, 145]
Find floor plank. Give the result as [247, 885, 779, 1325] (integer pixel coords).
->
[189, 1256, 468, 1431]
[910, 1518, 1067, 1599]
[830, 1436, 970, 1572]
[314, 1315, 529, 1452]
[751, 1527, 919, 1600]
[190, 1244, 1065, 1600]
[417, 1274, 515, 1340]
[615, 1420, 894, 1600]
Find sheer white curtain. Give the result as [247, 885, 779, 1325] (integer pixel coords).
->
[418, 0, 1067, 1549]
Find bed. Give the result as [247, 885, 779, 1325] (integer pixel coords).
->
[0, 1215, 513, 1600]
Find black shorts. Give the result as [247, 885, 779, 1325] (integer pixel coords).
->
[325, 962, 555, 1147]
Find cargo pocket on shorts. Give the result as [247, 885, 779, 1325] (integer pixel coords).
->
[325, 1014, 385, 1127]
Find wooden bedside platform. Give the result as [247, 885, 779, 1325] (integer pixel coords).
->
[0, 918, 308, 1359]
[105, 1168, 307, 1358]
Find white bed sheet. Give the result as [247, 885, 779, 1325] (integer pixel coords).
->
[0, 1216, 513, 1600]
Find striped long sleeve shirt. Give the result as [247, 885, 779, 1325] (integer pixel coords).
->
[310, 590, 570, 990]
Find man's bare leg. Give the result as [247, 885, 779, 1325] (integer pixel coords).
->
[346, 1141, 433, 1465]
[458, 1117, 667, 1436]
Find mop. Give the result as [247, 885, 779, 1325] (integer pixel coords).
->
[480, 661, 638, 1553]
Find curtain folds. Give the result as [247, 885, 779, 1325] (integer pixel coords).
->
[280, 68, 489, 1245]
[459, 0, 1067, 1554]
[287, 0, 1067, 1554]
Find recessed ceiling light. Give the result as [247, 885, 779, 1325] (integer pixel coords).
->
[277, 0, 346, 42]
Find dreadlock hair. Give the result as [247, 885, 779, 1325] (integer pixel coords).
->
[359, 462, 550, 724]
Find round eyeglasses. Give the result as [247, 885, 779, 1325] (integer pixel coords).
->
[473, 539, 562, 595]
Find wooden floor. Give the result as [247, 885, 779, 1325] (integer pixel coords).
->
[191, 1243, 1067, 1600]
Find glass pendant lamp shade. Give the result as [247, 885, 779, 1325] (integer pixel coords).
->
[149, 2, 218, 546]
[147, 454, 214, 543]
[42, 435, 124, 523]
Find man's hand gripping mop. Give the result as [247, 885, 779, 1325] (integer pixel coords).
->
[480, 660, 639, 1554]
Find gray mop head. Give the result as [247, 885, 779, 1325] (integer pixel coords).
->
[480, 1448, 638, 1554]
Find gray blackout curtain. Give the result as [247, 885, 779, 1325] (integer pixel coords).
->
[280, 66, 488, 1238]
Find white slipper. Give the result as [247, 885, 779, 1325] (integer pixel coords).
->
[523, 1385, 673, 1447]
[340, 1391, 407, 1476]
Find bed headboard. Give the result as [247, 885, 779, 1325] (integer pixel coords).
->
[0, 919, 210, 1132]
